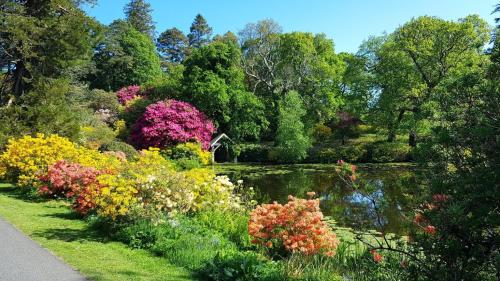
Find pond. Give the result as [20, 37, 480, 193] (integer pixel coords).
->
[214, 163, 425, 235]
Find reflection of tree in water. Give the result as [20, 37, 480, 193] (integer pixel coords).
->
[218, 164, 423, 234]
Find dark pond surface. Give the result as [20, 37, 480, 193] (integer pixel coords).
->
[215, 163, 426, 235]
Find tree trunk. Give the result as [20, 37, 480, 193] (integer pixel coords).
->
[409, 131, 417, 147]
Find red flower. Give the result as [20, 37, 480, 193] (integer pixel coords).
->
[351, 164, 357, 173]
[370, 250, 383, 263]
[423, 225, 436, 235]
[432, 194, 449, 203]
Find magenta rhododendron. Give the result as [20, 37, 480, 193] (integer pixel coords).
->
[130, 100, 215, 150]
[116, 85, 142, 105]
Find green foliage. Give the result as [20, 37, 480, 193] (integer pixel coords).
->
[183, 40, 267, 141]
[0, 0, 102, 100]
[124, 0, 155, 39]
[99, 141, 138, 160]
[200, 251, 282, 281]
[235, 143, 272, 163]
[310, 146, 367, 163]
[368, 142, 411, 163]
[271, 91, 311, 163]
[91, 20, 162, 91]
[188, 14, 213, 48]
[157, 27, 188, 64]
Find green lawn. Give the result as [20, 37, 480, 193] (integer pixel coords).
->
[0, 183, 194, 281]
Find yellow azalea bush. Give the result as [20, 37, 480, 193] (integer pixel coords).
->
[0, 134, 122, 187]
[184, 168, 244, 211]
[94, 173, 138, 219]
[91, 148, 178, 220]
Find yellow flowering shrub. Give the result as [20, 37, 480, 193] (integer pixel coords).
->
[92, 148, 176, 220]
[0, 134, 123, 187]
[94, 173, 138, 219]
[184, 168, 243, 211]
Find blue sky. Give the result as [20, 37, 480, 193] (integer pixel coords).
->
[84, 0, 498, 53]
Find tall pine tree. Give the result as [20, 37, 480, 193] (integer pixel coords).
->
[157, 27, 188, 64]
[188, 14, 212, 48]
[124, 0, 155, 39]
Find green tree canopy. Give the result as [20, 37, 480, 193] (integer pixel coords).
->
[0, 0, 101, 103]
[182, 40, 267, 140]
[188, 14, 212, 48]
[157, 27, 188, 65]
[271, 91, 312, 163]
[124, 0, 155, 39]
[91, 20, 162, 91]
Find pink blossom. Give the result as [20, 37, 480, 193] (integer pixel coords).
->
[129, 99, 215, 150]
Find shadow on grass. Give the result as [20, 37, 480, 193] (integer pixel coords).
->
[32, 226, 107, 243]
[42, 211, 83, 220]
[0, 184, 50, 203]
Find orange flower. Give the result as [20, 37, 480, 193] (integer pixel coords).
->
[306, 191, 316, 198]
[351, 164, 357, 173]
[265, 241, 273, 248]
[423, 225, 436, 235]
[370, 250, 383, 263]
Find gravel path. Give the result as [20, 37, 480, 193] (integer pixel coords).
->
[0, 217, 86, 281]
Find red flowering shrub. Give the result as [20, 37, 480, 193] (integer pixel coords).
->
[73, 185, 101, 215]
[248, 194, 339, 257]
[129, 100, 215, 150]
[38, 160, 101, 198]
[116, 85, 142, 105]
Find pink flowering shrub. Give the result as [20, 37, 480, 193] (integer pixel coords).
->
[129, 100, 215, 150]
[38, 160, 101, 199]
[248, 193, 339, 257]
[116, 85, 142, 105]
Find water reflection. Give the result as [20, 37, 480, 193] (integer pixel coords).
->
[215, 163, 424, 235]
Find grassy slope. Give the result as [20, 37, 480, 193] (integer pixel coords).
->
[0, 183, 194, 281]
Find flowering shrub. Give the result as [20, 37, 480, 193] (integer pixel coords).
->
[38, 160, 101, 198]
[0, 134, 124, 187]
[248, 194, 339, 257]
[133, 172, 196, 221]
[129, 100, 215, 150]
[94, 173, 138, 219]
[116, 85, 142, 105]
[184, 168, 246, 211]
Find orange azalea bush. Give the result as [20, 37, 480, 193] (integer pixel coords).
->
[248, 194, 339, 257]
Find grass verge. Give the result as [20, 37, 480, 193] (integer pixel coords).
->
[0, 183, 194, 281]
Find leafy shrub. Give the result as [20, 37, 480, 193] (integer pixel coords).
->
[119, 97, 153, 128]
[200, 251, 282, 281]
[162, 142, 211, 168]
[235, 143, 271, 163]
[116, 85, 143, 105]
[129, 99, 215, 150]
[368, 142, 411, 163]
[313, 123, 333, 141]
[99, 141, 138, 160]
[78, 124, 117, 150]
[248, 194, 339, 258]
[310, 146, 367, 163]
[193, 209, 251, 248]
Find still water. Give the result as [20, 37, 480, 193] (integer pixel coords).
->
[215, 163, 425, 235]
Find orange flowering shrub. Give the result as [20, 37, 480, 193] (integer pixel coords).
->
[248, 194, 339, 257]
